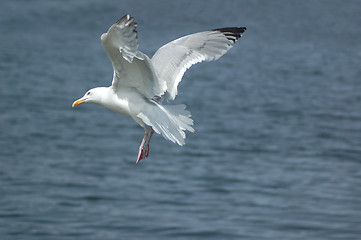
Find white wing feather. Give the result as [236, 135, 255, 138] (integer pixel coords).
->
[151, 28, 246, 100]
[101, 14, 166, 98]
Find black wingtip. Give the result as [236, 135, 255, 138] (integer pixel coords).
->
[116, 14, 129, 24]
[212, 27, 246, 43]
[113, 14, 138, 41]
[116, 14, 136, 26]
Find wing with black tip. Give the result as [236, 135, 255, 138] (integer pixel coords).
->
[151, 27, 246, 100]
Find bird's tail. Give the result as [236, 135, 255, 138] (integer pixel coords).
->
[137, 101, 194, 145]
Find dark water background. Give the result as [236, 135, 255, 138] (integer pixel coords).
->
[1, 0, 361, 239]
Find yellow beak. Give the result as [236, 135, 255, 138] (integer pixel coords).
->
[72, 98, 85, 107]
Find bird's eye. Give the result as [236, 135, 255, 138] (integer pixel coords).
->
[87, 92, 91, 95]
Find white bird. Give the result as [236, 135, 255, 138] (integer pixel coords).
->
[72, 14, 246, 164]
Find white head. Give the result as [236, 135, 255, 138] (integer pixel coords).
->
[72, 87, 108, 107]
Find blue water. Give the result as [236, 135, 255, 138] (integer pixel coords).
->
[1, 0, 361, 239]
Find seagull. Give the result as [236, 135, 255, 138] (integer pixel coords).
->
[72, 14, 246, 164]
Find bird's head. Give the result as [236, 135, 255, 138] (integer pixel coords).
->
[72, 87, 107, 107]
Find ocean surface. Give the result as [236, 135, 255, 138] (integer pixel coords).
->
[1, 0, 361, 239]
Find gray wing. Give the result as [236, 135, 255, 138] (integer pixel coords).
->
[151, 27, 246, 100]
[101, 14, 166, 98]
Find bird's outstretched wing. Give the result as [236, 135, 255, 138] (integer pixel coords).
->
[151, 27, 246, 100]
[101, 14, 166, 98]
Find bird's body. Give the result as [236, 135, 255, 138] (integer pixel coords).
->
[72, 14, 246, 163]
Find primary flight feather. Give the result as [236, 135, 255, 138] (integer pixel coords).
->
[72, 14, 246, 163]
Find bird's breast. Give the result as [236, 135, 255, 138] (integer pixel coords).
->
[97, 89, 131, 116]
[103, 97, 131, 116]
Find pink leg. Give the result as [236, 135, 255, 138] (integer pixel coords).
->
[136, 127, 149, 164]
[144, 128, 154, 158]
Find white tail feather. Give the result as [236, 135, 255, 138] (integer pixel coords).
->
[137, 101, 194, 145]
